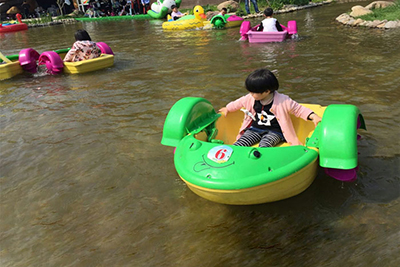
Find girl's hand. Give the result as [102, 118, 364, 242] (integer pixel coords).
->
[219, 107, 228, 117]
[309, 113, 322, 126]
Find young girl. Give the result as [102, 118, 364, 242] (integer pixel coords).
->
[219, 68, 321, 147]
[63, 29, 101, 62]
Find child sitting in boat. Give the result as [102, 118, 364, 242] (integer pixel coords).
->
[257, 8, 283, 32]
[63, 29, 101, 62]
[219, 68, 321, 147]
[218, 8, 227, 16]
[170, 5, 186, 21]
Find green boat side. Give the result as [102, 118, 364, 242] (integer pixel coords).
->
[175, 134, 319, 190]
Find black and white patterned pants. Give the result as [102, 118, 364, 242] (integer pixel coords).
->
[234, 129, 284, 148]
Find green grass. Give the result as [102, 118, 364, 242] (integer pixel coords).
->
[358, 0, 400, 21]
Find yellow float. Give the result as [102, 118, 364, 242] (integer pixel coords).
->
[162, 5, 206, 30]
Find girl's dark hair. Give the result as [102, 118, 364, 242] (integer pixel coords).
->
[264, 7, 273, 17]
[245, 68, 279, 93]
[75, 29, 92, 41]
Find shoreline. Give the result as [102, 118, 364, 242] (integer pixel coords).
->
[23, 1, 335, 28]
[23, 1, 399, 29]
[336, 13, 400, 28]
[242, 0, 334, 19]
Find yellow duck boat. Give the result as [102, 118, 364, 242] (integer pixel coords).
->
[162, 5, 207, 30]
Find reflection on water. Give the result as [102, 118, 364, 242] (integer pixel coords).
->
[1, 1, 400, 266]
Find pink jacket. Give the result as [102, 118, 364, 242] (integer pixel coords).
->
[63, 41, 101, 62]
[226, 92, 313, 146]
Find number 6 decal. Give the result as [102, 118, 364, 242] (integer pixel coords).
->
[207, 145, 233, 163]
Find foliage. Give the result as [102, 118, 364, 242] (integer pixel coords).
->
[357, 0, 400, 21]
[236, 0, 315, 14]
[24, 14, 53, 25]
[236, 9, 246, 17]
[203, 4, 218, 12]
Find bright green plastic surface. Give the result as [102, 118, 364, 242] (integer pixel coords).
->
[315, 104, 366, 169]
[0, 54, 18, 63]
[210, 15, 227, 28]
[174, 134, 318, 190]
[161, 97, 220, 147]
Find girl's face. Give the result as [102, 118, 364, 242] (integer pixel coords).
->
[250, 91, 271, 101]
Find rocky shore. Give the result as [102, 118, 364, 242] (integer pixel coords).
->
[335, 1, 400, 29]
[27, 18, 76, 28]
[243, 0, 334, 19]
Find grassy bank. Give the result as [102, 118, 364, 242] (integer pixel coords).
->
[358, 0, 400, 21]
[182, 0, 327, 16]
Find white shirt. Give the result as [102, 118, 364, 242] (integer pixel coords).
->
[261, 18, 278, 32]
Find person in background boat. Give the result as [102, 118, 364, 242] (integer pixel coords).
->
[170, 5, 186, 21]
[63, 29, 101, 62]
[219, 68, 321, 147]
[218, 7, 227, 16]
[244, 0, 260, 15]
[257, 7, 283, 32]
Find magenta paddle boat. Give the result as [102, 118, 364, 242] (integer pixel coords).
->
[240, 20, 298, 43]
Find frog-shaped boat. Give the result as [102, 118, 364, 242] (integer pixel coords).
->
[161, 97, 366, 205]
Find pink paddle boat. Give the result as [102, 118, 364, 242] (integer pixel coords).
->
[240, 20, 297, 43]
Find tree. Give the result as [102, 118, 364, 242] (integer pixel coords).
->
[56, 0, 70, 16]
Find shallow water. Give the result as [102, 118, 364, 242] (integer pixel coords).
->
[1, 1, 399, 266]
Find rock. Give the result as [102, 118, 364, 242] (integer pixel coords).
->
[336, 13, 352, 24]
[206, 11, 219, 20]
[217, 1, 239, 12]
[384, 21, 399, 28]
[365, 1, 396, 10]
[350, 5, 373, 17]
[346, 18, 356, 25]
[353, 18, 364, 26]
[376, 20, 388, 28]
[370, 20, 383, 27]
[6, 6, 20, 14]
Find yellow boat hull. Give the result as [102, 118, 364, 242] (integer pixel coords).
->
[62, 54, 114, 74]
[182, 158, 318, 205]
[0, 61, 23, 80]
[162, 19, 204, 30]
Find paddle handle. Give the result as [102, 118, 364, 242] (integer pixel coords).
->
[0, 52, 12, 63]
